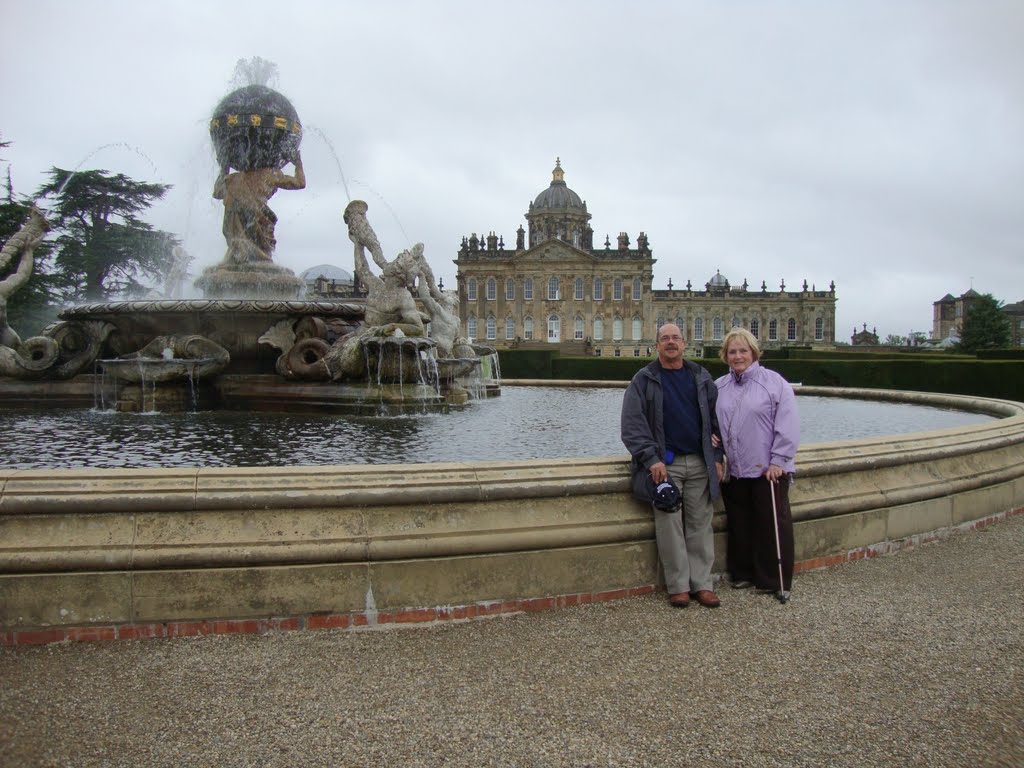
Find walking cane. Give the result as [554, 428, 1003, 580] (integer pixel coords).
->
[769, 478, 790, 604]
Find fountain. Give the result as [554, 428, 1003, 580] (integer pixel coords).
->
[0, 68, 497, 414]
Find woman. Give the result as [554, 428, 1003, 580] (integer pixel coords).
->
[714, 328, 800, 600]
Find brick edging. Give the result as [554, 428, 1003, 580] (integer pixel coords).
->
[4, 506, 1021, 648]
[1, 587, 658, 648]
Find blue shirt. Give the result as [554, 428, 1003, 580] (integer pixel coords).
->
[660, 366, 702, 456]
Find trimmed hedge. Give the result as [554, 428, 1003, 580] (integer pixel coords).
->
[497, 350, 1024, 400]
[977, 348, 1024, 360]
[496, 350, 559, 378]
[782, 349, 965, 361]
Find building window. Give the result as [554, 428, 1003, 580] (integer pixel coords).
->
[594, 348, 602, 357]
[593, 278, 604, 301]
[505, 316, 515, 340]
[486, 315, 496, 340]
[575, 315, 584, 340]
[731, 315, 741, 329]
[594, 316, 604, 341]
[467, 315, 477, 339]
[768, 319, 778, 341]
[694, 317, 704, 340]
[574, 277, 584, 300]
[788, 318, 797, 341]
[633, 278, 642, 300]
[612, 316, 624, 341]
[505, 279, 514, 301]
[524, 316, 534, 340]
[613, 279, 623, 301]
[632, 316, 642, 341]
[633, 348, 641, 357]
[467, 278, 477, 301]
[713, 317, 723, 340]
[815, 317, 824, 341]
[548, 277, 559, 301]
[750, 319, 760, 339]
[524, 278, 533, 301]
[486, 278, 496, 301]
[614, 348, 621, 357]
[656, 317, 665, 335]
[547, 314, 560, 341]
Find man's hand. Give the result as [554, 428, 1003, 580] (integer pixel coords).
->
[649, 461, 668, 484]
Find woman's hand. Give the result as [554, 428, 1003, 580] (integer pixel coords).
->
[764, 464, 786, 482]
[711, 434, 721, 449]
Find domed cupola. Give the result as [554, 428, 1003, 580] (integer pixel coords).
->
[525, 158, 593, 249]
[706, 270, 730, 292]
[532, 158, 586, 210]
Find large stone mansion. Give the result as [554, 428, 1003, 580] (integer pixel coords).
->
[454, 160, 837, 356]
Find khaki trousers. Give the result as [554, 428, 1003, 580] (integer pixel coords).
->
[654, 453, 715, 594]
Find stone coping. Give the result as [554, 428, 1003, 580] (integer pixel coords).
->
[3, 510, 1019, 648]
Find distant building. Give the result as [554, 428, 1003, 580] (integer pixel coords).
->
[932, 289, 981, 342]
[932, 288, 1024, 348]
[851, 324, 879, 346]
[300, 264, 362, 299]
[1002, 299, 1024, 347]
[454, 160, 837, 356]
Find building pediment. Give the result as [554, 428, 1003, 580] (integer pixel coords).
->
[518, 240, 598, 266]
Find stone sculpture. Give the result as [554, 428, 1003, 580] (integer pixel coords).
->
[213, 153, 305, 264]
[0, 206, 48, 349]
[344, 200, 424, 334]
[0, 207, 112, 381]
[100, 334, 230, 383]
[195, 79, 307, 298]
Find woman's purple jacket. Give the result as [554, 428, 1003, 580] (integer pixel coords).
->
[715, 361, 800, 478]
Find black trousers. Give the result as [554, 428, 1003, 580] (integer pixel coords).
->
[721, 475, 794, 591]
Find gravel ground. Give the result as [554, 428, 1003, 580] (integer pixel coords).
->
[2, 515, 1022, 768]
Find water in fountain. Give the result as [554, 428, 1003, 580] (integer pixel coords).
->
[0, 391, 995, 471]
[305, 125, 352, 201]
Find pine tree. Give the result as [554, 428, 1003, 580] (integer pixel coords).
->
[34, 168, 179, 301]
[958, 294, 1011, 354]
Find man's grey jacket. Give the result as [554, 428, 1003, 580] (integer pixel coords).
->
[620, 359, 724, 503]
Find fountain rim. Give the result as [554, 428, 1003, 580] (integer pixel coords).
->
[58, 298, 366, 318]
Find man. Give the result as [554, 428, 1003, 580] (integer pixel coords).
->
[621, 324, 724, 608]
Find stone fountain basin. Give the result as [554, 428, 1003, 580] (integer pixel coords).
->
[0, 387, 1021, 638]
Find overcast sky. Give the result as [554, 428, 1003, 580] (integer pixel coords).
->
[3, 0, 1022, 340]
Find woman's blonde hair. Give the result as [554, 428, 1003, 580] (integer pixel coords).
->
[719, 327, 761, 364]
